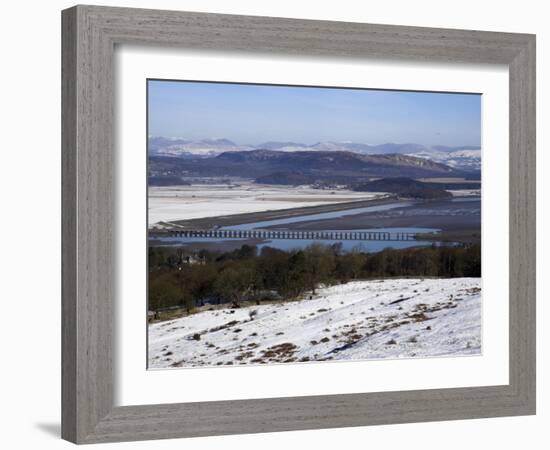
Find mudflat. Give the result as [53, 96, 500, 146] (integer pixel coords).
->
[170, 195, 397, 230]
[263, 198, 481, 242]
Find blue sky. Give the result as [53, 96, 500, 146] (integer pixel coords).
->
[148, 80, 481, 147]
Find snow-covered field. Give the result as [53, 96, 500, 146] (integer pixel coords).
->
[448, 189, 482, 197]
[148, 184, 383, 225]
[149, 278, 481, 369]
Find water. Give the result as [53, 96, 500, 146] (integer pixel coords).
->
[255, 238, 436, 253]
[150, 226, 441, 253]
[451, 196, 481, 203]
[149, 199, 468, 253]
[334, 227, 438, 234]
[222, 202, 413, 230]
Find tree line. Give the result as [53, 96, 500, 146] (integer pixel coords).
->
[148, 243, 481, 312]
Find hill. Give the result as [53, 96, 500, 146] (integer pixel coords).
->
[149, 278, 481, 368]
[148, 150, 465, 186]
[352, 177, 453, 199]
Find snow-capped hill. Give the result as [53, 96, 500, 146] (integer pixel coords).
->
[431, 145, 481, 153]
[149, 137, 253, 156]
[450, 149, 481, 158]
[148, 137, 481, 171]
[409, 148, 481, 172]
[149, 277, 481, 368]
[256, 141, 310, 151]
[200, 138, 237, 146]
[309, 141, 350, 151]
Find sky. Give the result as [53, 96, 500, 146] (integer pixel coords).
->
[148, 79, 481, 147]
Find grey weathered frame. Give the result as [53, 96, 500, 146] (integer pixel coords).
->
[62, 4, 536, 444]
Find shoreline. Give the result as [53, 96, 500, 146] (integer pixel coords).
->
[153, 194, 397, 232]
[149, 195, 480, 246]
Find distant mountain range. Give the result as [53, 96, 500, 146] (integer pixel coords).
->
[148, 137, 251, 156]
[149, 149, 475, 186]
[148, 137, 481, 172]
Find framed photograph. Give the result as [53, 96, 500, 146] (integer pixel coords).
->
[62, 5, 536, 444]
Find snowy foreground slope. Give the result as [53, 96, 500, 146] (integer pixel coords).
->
[149, 278, 481, 369]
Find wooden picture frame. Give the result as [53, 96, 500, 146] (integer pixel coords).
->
[62, 5, 536, 444]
